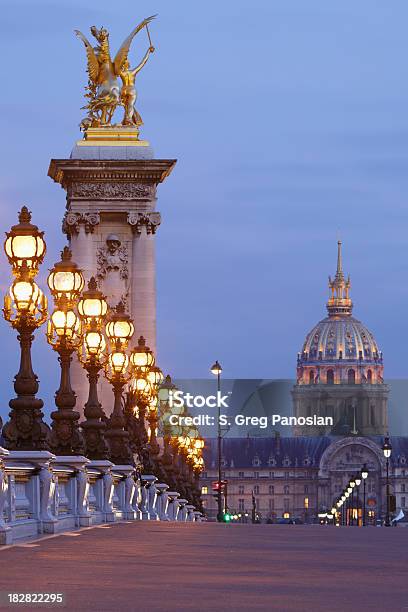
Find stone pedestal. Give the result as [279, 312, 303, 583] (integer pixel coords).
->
[48, 146, 176, 416]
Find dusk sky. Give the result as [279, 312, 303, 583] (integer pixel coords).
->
[1, 1, 408, 415]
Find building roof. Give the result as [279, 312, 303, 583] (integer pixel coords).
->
[298, 242, 382, 366]
[203, 436, 408, 469]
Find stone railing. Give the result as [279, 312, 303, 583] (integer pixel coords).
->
[0, 448, 203, 546]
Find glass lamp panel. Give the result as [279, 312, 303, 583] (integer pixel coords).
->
[158, 387, 169, 402]
[35, 235, 46, 257]
[51, 271, 75, 293]
[131, 351, 149, 367]
[106, 320, 134, 342]
[11, 280, 39, 310]
[85, 331, 105, 355]
[79, 298, 103, 318]
[9, 235, 37, 259]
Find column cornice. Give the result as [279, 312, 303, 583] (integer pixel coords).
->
[48, 159, 177, 190]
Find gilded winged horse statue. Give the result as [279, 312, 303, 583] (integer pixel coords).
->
[75, 15, 156, 130]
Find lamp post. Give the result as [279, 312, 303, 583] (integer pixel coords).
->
[382, 435, 392, 527]
[2, 207, 50, 450]
[361, 463, 369, 526]
[77, 277, 109, 460]
[127, 336, 155, 466]
[47, 247, 85, 455]
[158, 375, 177, 471]
[354, 474, 361, 526]
[210, 360, 223, 522]
[104, 303, 134, 465]
[344, 490, 350, 525]
[349, 478, 356, 526]
[146, 365, 164, 459]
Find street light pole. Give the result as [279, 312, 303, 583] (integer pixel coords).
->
[211, 360, 223, 522]
[382, 436, 392, 527]
[361, 464, 368, 527]
[354, 474, 361, 526]
[349, 478, 355, 526]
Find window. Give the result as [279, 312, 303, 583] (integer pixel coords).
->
[201, 486, 208, 495]
[327, 369, 334, 385]
[367, 369, 372, 383]
[402, 497, 406, 508]
[254, 472, 259, 479]
[256, 498, 260, 509]
[252, 456, 261, 467]
[304, 497, 309, 509]
[202, 472, 208, 478]
[370, 406, 376, 426]
[238, 485, 244, 495]
[253, 485, 260, 495]
[348, 369, 355, 384]
[269, 485, 274, 495]
[284, 485, 289, 495]
[304, 485, 309, 494]
[402, 484, 406, 493]
[309, 371, 315, 384]
[238, 471, 244, 478]
[402, 470, 406, 477]
[269, 471, 275, 478]
[284, 498, 290, 512]
[284, 472, 289, 480]
[238, 499, 245, 511]
[269, 498, 274, 510]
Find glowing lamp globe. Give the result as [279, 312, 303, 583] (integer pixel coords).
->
[47, 247, 84, 304]
[78, 277, 108, 323]
[4, 207, 46, 275]
[147, 366, 164, 387]
[105, 301, 134, 347]
[50, 308, 80, 338]
[130, 336, 155, 369]
[84, 329, 106, 356]
[108, 350, 129, 375]
[10, 278, 43, 312]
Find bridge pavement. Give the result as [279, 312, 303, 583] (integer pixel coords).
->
[0, 523, 405, 611]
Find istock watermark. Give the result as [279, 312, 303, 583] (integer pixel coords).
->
[168, 390, 230, 409]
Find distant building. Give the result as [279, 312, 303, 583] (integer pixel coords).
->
[200, 243, 404, 523]
[292, 241, 388, 436]
[201, 435, 408, 523]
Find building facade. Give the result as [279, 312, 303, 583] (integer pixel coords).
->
[200, 243, 404, 523]
[201, 436, 408, 523]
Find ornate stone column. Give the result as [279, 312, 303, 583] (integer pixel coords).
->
[127, 212, 161, 351]
[48, 155, 176, 415]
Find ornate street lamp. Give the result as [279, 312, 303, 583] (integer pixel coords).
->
[146, 365, 164, 459]
[344, 489, 350, 526]
[354, 474, 361, 526]
[124, 336, 155, 463]
[4, 206, 46, 277]
[2, 208, 50, 450]
[157, 374, 179, 484]
[105, 301, 134, 348]
[361, 463, 369, 526]
[210, 360, 223, 522]
[382, 435, 392, 527]
[77, 277, 109, 460]
[349, 478, 356, 526]
[47, 248, 85, 455]
[103, 303, 134, 465]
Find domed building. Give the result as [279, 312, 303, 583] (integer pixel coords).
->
[292, 242, 388, 436]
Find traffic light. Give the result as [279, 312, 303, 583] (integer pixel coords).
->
[223, 512, 231, 522]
